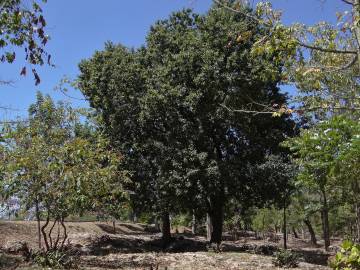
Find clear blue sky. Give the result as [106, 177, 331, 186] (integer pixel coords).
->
[0, 0, 348, 121]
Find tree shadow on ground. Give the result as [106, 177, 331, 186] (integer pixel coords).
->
[86, 234, 207, 255]
[96, 223, 146, 235]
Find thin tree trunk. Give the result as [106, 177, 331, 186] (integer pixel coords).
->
[161, 211, 171, 246]
[41, 213, 50, 251]
[154, 216, 160, 232]
[321, 190, 330, 251]
[133, 212, 138, 223]
[353, 182, 360, 243]
[113, 219, 116, 234]
[48, 218, 57, 249]
[283, 205, 287, 249]
[356, 203, 360, 241]
[304, 218, 317, 245]
[53, 220, 61, 250]
[59, 217, 68, 250]
[191, 210, 196, 235]
[292, 227, 299, 239]
[206, 213, 212, 241]
[35, 200, 41, 249]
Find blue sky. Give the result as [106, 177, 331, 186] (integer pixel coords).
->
[0, 0, 348, 121]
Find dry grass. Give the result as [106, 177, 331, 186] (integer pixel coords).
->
[0, 221, 331, 269]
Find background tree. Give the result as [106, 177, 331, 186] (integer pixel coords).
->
[284, 116, 356, 250]
[1, 93, 128, 251]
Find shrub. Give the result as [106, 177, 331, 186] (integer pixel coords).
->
[0, 253, 21, 268]
[33, 249, 79, 269]
[329, 240, 360, 270]
[272, 249, 299, 268]
[171, 213, 191, 228]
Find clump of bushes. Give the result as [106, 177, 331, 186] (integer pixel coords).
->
[329, 240, 360, 270]
[272, 249, 299, 268]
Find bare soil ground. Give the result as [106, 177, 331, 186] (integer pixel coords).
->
[0, 221, 332, 269]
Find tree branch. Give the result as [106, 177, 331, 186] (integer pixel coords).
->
[304, 54, 358, 72]
[341, 0, 354, 5]
[298, 40, 358, 55]
[220, 103, 275, 115]
[213, 0, 263, 24]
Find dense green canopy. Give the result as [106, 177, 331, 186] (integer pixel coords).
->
[78, 3, 295, 244]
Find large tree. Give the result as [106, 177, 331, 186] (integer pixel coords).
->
[78, 3, 295, 245]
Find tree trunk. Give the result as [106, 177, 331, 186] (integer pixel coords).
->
[59, 217, 68, 250]
[356, 203, 360, 241]
[321, 209, 330, 251]
[35, 200, 41, 249]
[161, 211, 171, 245]
[321, 190, 330, 251]
[206, 213, 212, 241]
[292, 227, 299, 239]
[41, 213, 50, 251]
[191, 210, 196, 235]
[154, 216, 160, 232]
[283, 205, 287, 249]
[209, 196, 224, 245]
[113, 220, 116, 234]
[304, 218, 317, 245]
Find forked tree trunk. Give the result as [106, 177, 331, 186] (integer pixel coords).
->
[304, 218, 317, 245]
[161, 211, 171, 246]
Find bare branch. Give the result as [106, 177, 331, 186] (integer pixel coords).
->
[0, 119, 28, 125]
[0, 80, 14, 86]
[220, 103, 275, 115]
[298, 40, 358, 55]
[213, 0, 263, 24]
[341, 0, 354, 5]
[59, 88, 86, 101]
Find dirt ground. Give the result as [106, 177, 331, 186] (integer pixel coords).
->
[0, 221, 333, 269]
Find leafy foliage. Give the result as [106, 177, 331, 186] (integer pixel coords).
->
[330, 240, 360, 270]
[0, 0, 51, 84]
[33, 249, 79, 269]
